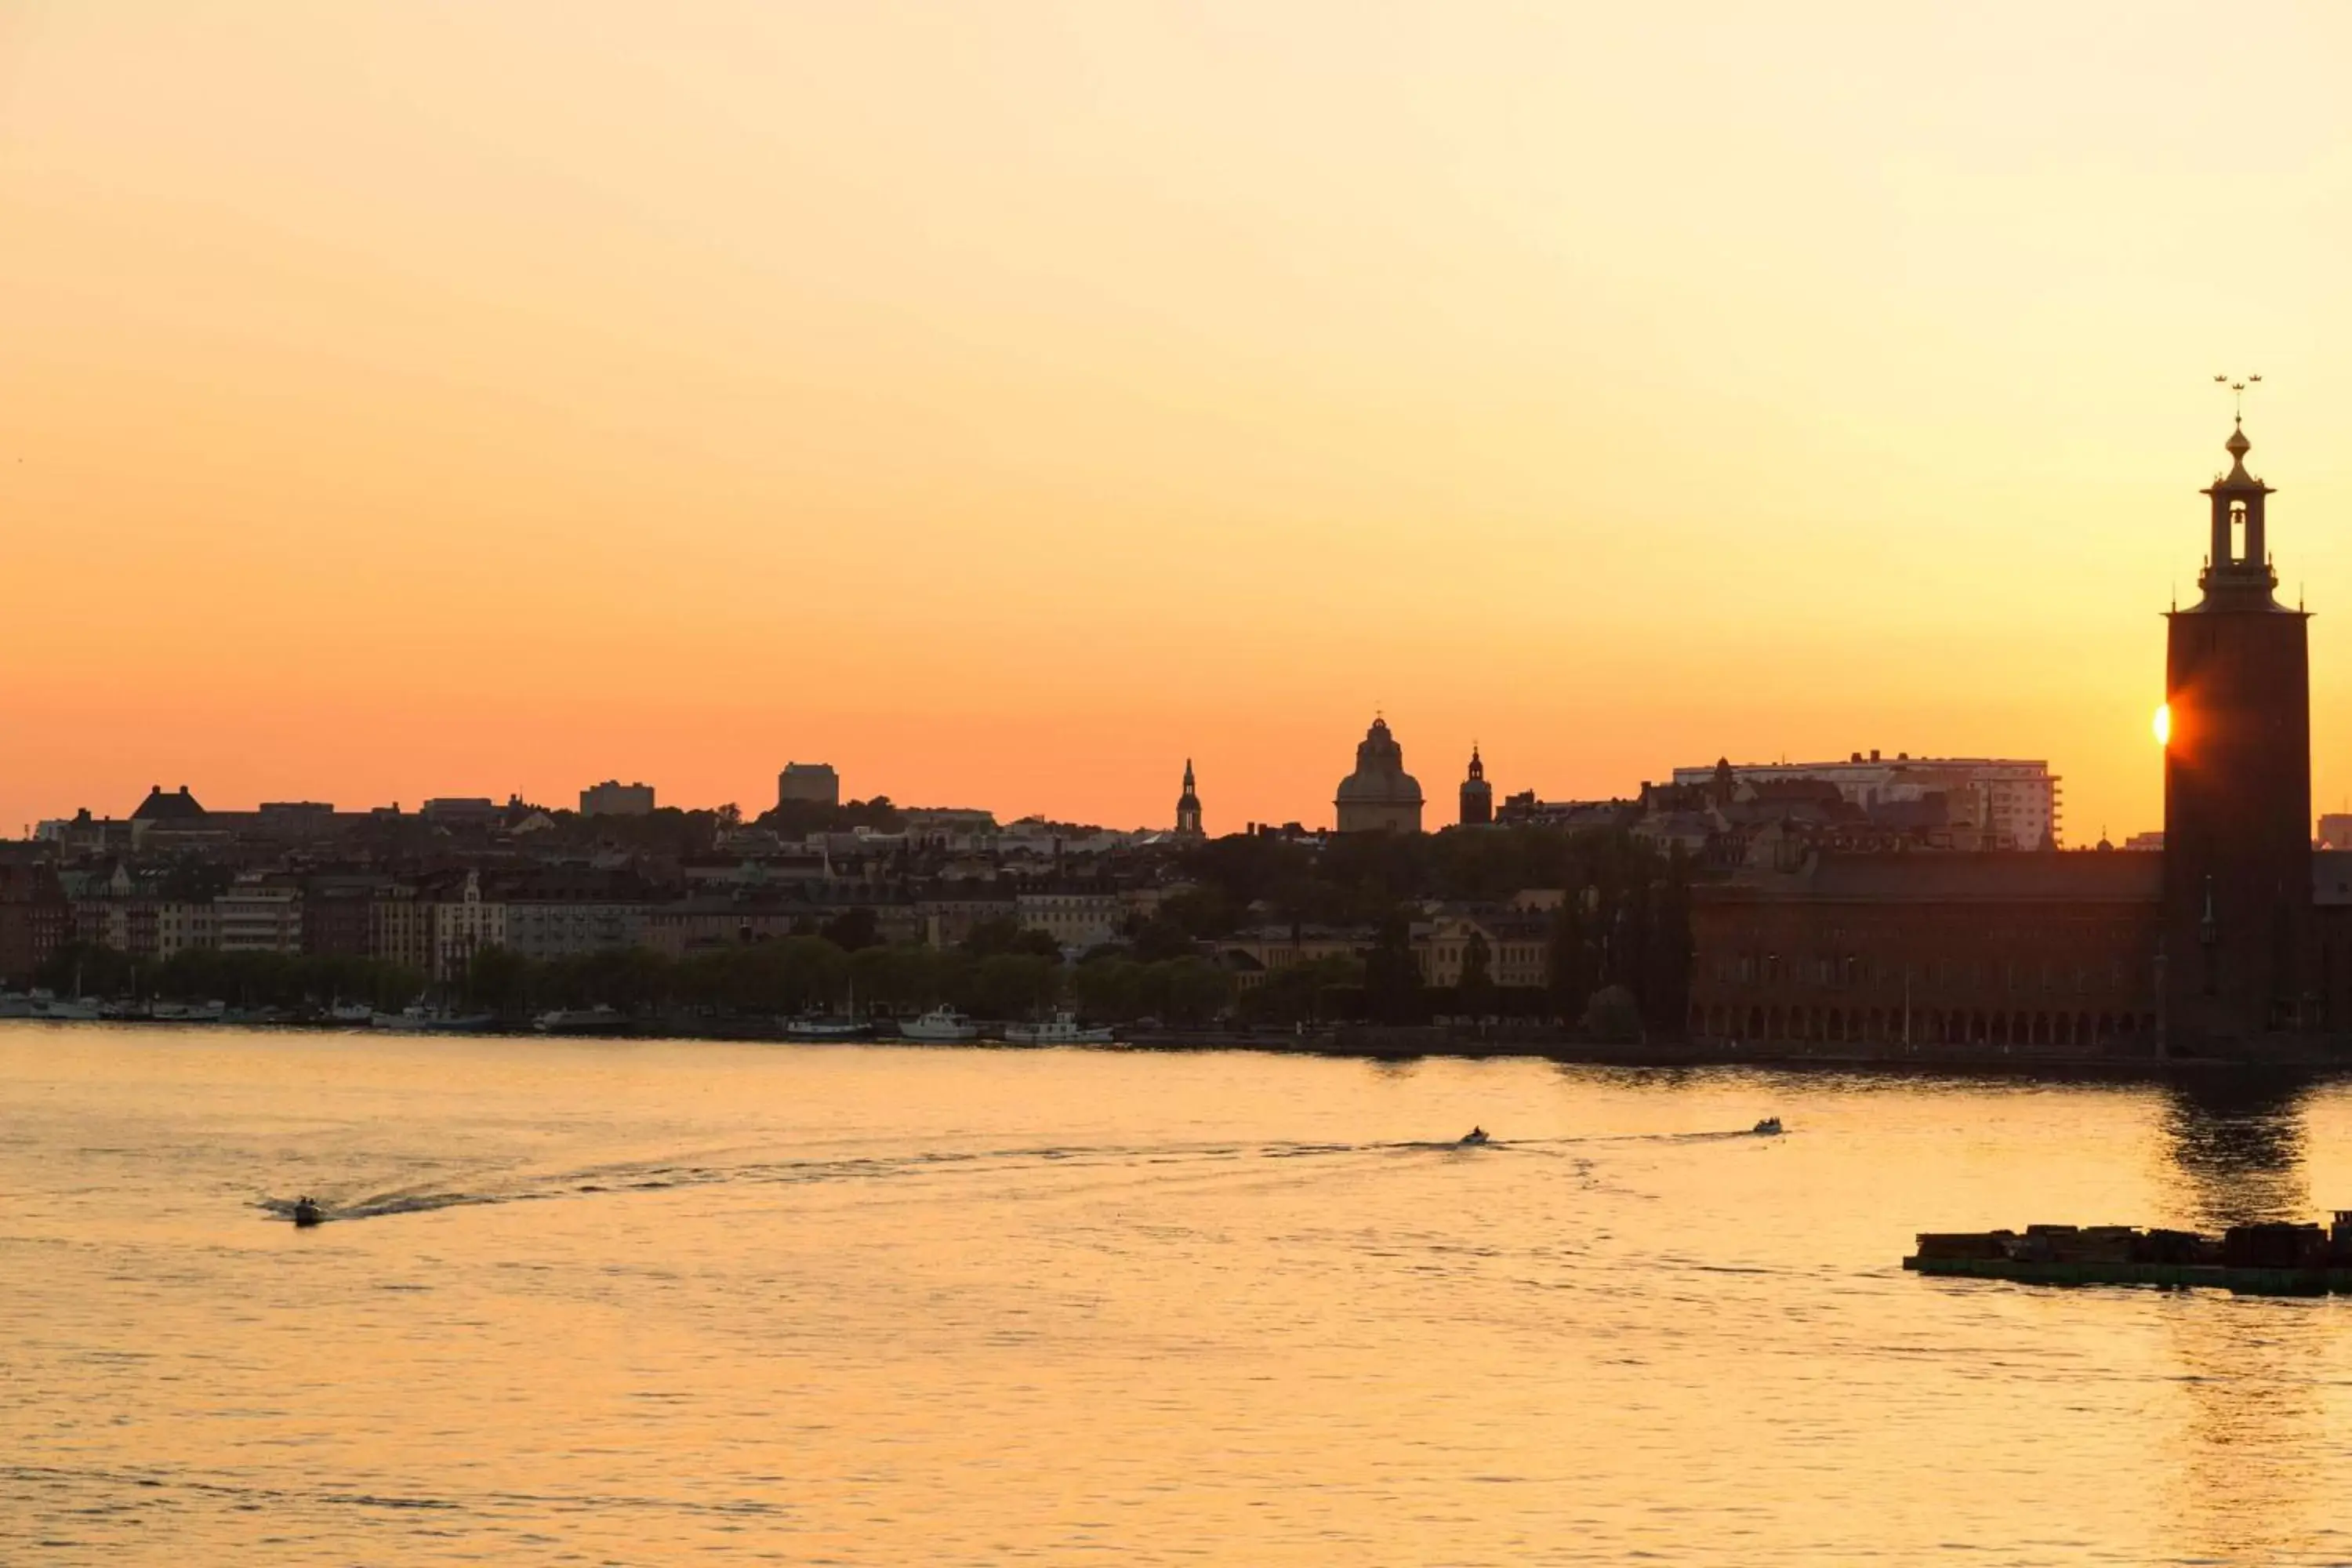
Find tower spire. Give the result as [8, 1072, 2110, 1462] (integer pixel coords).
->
[1174, 758, 1203, 840]
[2214, 371, 2263, 426]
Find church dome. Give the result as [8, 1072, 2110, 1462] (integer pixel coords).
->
[1335, 718, 1424, 810]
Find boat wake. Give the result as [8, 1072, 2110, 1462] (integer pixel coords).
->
[253, 1125, 1769, 1222]
[257, 1191, 500, 1225]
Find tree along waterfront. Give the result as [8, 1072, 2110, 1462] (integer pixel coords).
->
[25, 826, 1692, 1033]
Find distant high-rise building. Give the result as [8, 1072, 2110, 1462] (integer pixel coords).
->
[1459, 746, 1493, 826]
[1335, 717, 1424, 833]
[778, 762, 840, 809]
[1174, 760, 1204, 840]
[580, 780, 655, 817]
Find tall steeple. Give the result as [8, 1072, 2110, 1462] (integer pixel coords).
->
[2163, 406, 2312, 1047]
[1174, 759, 1203, 840]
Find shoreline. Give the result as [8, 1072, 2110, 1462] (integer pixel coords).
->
[5, 1014, 2345, 1079]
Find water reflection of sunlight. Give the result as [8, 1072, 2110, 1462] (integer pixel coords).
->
[2155, 1071, 2313, 1231]
[2161, 1299, 2332, 1563]
[2154, 1072, 2330, 1561]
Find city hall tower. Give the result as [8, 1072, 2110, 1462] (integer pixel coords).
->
[2163, 416, 2311, 1044]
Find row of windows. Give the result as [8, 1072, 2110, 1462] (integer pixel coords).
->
[1783, 923, 2146, 945]
[1717, 953, 2148, 993]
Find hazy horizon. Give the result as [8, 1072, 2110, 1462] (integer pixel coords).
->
[9, 2, 2352, 840]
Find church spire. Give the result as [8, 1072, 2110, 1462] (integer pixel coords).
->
[1174, 759, 1203, 840]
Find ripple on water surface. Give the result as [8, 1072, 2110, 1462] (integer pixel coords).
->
[4, 1025, 2350, 1565]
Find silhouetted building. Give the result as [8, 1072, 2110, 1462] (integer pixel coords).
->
[1459, 747, 1492, 826]
[130, 785, 206, 822]
[1689, 852, 2162, 1049]
[1670, 754, 2059, 848]
[0, 864, 71, 985]
[2165, 417, 2311, 1044]
[778, 762, 840, 808]
[1334, 717, 1423, 833]
[1174, 760, 1203, 840]
[580, 780, 655, 817]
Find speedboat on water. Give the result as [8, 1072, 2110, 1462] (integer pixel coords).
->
[898, 1005, 980, 1042]
[1460, 1127, 1490, 1145]
[1004, 1011, 1116, 1046]
[292, 1196, 324, 1228]
[1753, 1116, 1783, 1135]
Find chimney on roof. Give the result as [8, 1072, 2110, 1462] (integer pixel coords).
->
[1850, 752, 1863, 763]
[1871, 749, 1881, 762]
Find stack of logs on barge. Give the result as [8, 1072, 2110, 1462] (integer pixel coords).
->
[1905, 1212, 2352, 1295]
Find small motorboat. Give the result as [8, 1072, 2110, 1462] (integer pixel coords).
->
[292, 1197, 325, 1228]
[1459, 1126, 1490, 1145]
[1753, 1117, 1783, 1136]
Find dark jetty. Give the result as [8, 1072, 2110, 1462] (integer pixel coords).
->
[1906, 1211, 2352, 1295]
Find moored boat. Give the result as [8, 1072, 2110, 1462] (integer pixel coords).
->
[1004, 1011, 1116, 1046]
[782, 1014, 873, 1041]
[534, 1004, 624, 1035]
[372, 1004, 495, 1033]
[896, 1005, 980, 1042]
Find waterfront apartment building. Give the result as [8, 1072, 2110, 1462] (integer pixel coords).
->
[1014, 891, 1123, 951]
[158, 901, 217, 958]
[506, 900, 650, 960]
[916, 895, 1018, 950]
[215, 880, 303, 955]
[369, 887, 435, 976]
[430, 871, 505, 982]
[1418, 913, 1550, 991]
[1670, 753, 2061, 849]
[73, 898, 218, 961]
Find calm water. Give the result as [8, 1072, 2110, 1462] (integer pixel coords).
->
[5, 1025, 2352, 1565]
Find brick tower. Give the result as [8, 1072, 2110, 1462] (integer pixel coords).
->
[2162, 416, 2311, 1046]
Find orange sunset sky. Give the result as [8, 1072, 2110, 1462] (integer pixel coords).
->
[5, 3, 2352, 841]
